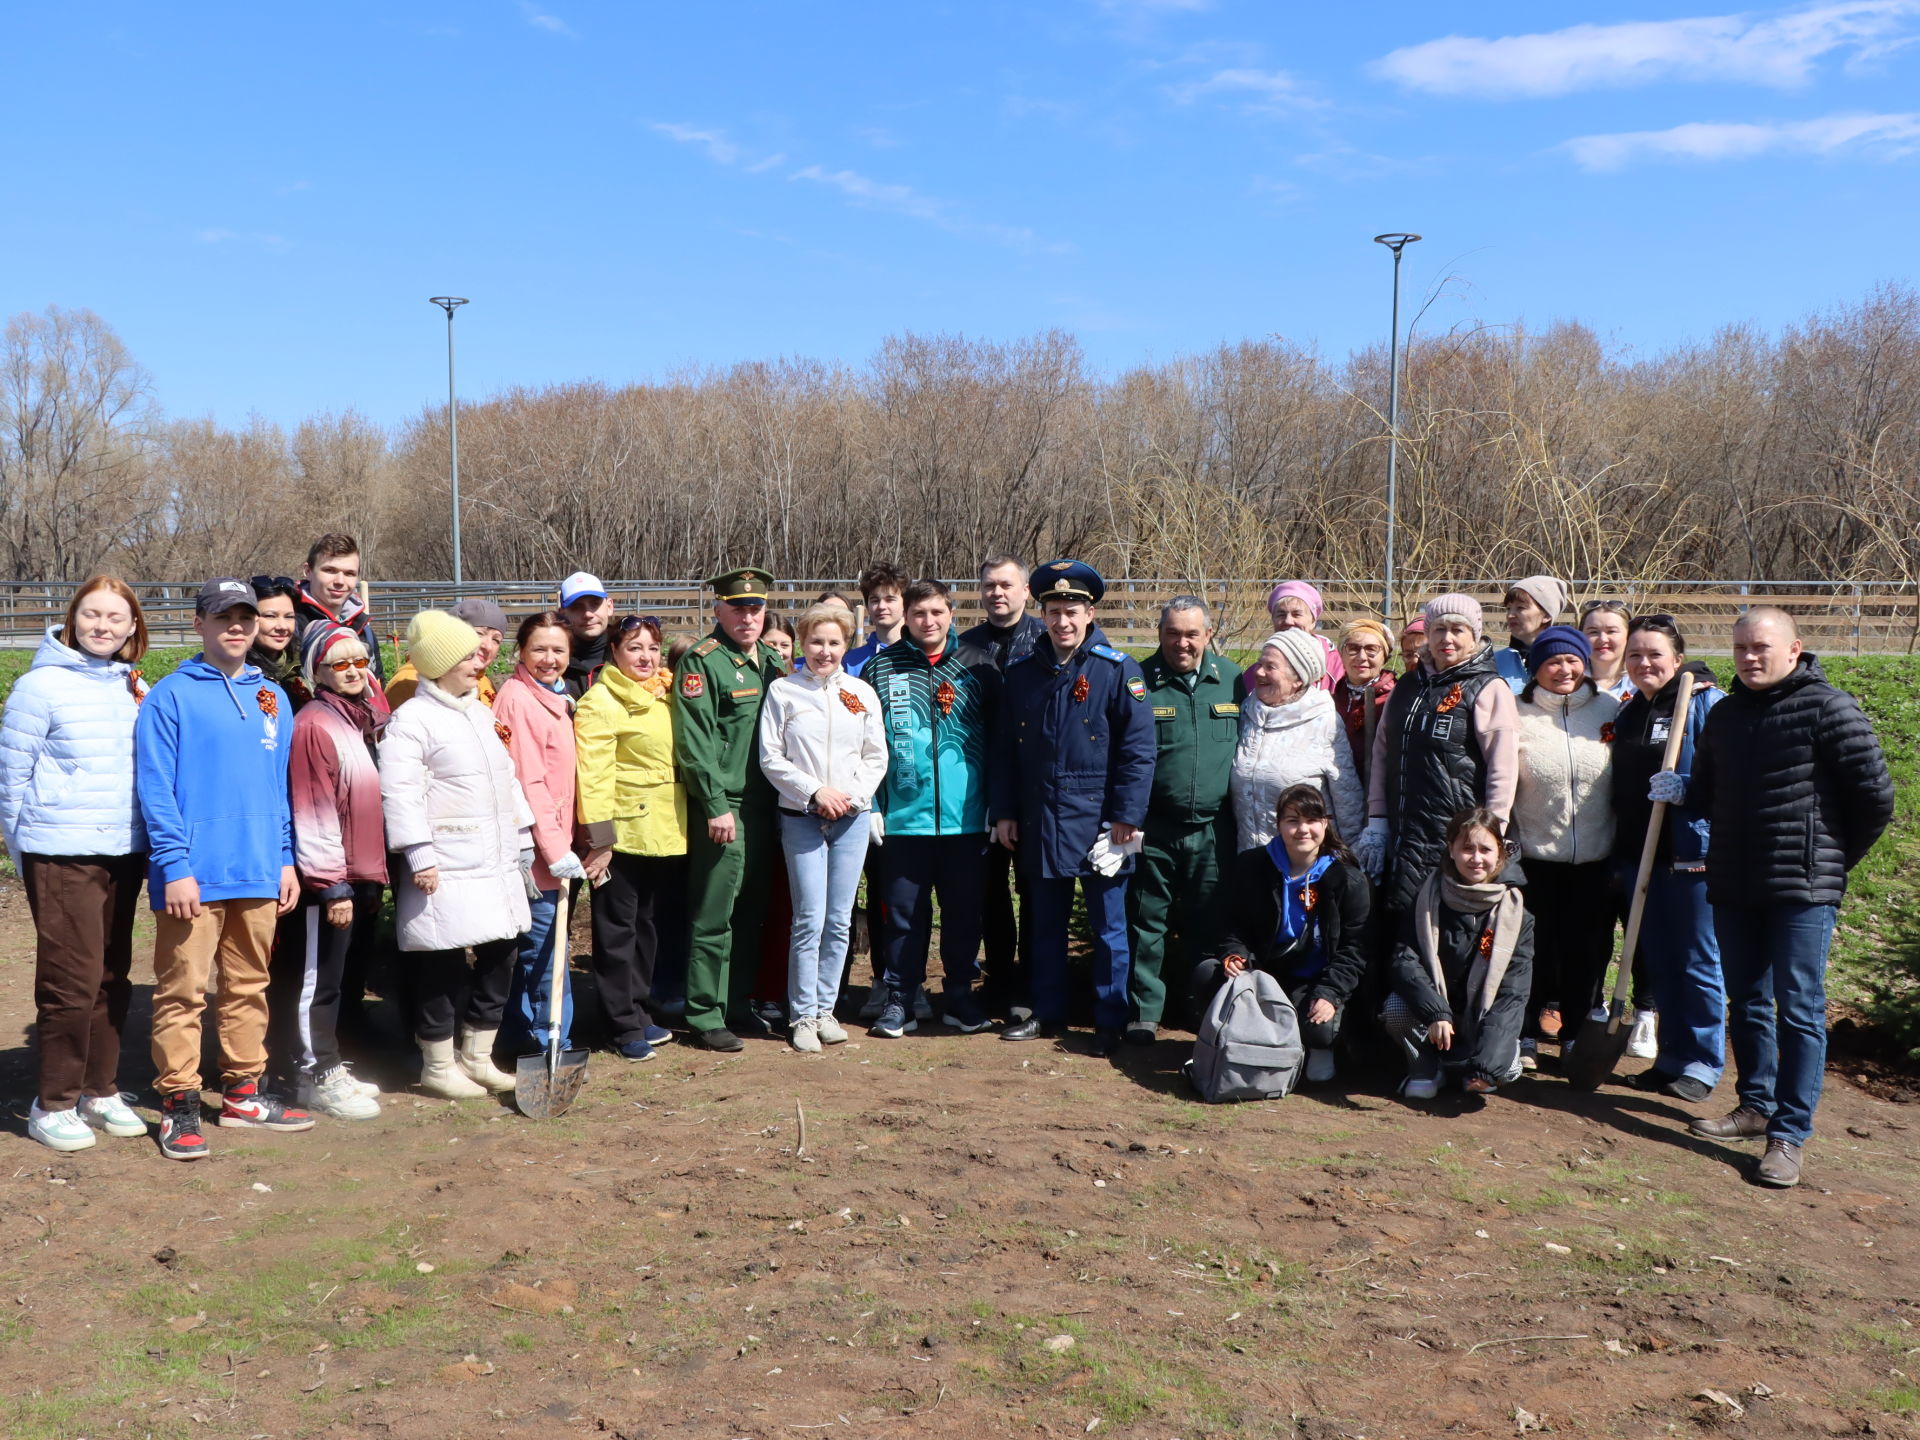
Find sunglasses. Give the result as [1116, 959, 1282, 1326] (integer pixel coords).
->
[323, 655, 372, 673]
[1580, 598, 1632, 614]
[616, 614, 664, 634]
[1628, 612, 1678, 630]
[249, 574, 297, 597]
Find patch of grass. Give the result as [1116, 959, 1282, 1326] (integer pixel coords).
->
[1869, 1384, 1920, 1415]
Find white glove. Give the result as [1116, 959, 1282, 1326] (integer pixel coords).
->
[1087, 825, 1142, 878]
[519, 847, 540, 899]
[869, 811, 886, 847]
[1355, 819, 1389, 878]
[1648, 770, 1687, 805]
[547, 851, 587, 883]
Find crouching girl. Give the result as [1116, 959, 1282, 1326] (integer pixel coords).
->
[1382, 806, 1533, 1099]
[1195, 783, 1371, 1084]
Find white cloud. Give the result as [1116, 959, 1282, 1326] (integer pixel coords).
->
[651, 121, 744, 166]
[518, 2, 575, 37]
[1564, 109, 1920, 167]
[1373, 1, 1920, 98]
[1168, 66, 1322, 113]
[788, 165, 1071, 253]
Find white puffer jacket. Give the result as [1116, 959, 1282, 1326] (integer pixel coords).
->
[1229, 686, 1366, 852]
[0, 626, 147, 857]
[381, 679, 535, 952]
[1513, 684, 1619, 865]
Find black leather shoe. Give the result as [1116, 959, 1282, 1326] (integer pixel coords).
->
[1626, 1067, 1677, 1093]
[1000, 1017, 1042, 1041]
[1663, 1074, 1714, 1103]
[1124, 1023, 1158, 1047]
[695, 1027, 745, 1053]
[1095, 1029, 1123, 1056]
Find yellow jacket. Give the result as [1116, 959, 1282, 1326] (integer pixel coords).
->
[388, 663, 495, 709]
[574, 663, 687, 857]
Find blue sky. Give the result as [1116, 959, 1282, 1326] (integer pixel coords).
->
[2, 1, 1916, 428]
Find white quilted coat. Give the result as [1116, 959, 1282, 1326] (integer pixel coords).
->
[380, 679, 534, 952]
[1229, 686, 1367, 852]
[0, 627, 146, 857]
[1512, 684, 1618, 865]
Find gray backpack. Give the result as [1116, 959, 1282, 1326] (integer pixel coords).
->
[1185, 970, 1305, 1103]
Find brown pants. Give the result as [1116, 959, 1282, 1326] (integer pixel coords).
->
[20, 853, 145, 1110]
[150, 898, 279, 1095]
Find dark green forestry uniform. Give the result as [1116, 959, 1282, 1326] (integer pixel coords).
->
[674, 568, 783, 1039]
[1125, 648, 1242, 1027]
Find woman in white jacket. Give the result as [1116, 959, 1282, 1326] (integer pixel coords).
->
[1229, 629, 1366, 853]
[0, 579, 153, 1152]
[380, 611, 536, 1098]
[757, 604, 888, 1053]
[1510, 625, 1619, 1065]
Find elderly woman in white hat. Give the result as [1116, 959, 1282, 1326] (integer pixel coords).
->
[1229, 627, 1367, 854]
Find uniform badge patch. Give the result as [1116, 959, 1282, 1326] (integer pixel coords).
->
[1126, 676, 1146, 701]
[1153, 705, 1177, 718]
[681, 672, 705, 698]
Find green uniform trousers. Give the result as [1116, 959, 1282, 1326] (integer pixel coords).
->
[684, 800, 775, 1034]
[1126, 816, 1230, 1027]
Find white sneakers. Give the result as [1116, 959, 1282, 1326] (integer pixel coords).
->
[31, 1093, 151, 1151]
[790, 1015, 850, 1053]
[29, 1102, 96, 1151]
[1402, 1075, 1441, 1100]
[82, 1092, 149, 1137]
[1625, 1009, 1660, 1060]
[313, 1066, 382, 1120]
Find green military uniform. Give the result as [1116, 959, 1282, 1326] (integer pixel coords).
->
[1126, 649, 1242, 1028]
[674, 567, 783, 1040]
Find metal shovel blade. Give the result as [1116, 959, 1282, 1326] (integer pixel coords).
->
[1562, 1002, 1632, 1092]
[515, 1045, 589, 1118]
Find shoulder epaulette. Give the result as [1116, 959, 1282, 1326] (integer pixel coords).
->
[1090, 644, 1127, 663]
[691, 637, 720, 658]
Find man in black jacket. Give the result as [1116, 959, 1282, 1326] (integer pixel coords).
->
[1664, 608, 1893, 1188]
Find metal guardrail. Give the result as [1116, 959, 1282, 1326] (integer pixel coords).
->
[2, 578, 1916, 653]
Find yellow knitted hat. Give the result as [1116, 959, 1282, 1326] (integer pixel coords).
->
[405, 609, 481, 681]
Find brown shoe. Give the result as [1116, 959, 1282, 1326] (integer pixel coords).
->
[1689, 1105, 1768, 1140]
[1536, 1007, 1563, 1041]
[1754, 1139, 1802, 1188]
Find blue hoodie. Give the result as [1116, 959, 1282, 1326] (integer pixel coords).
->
[135, 654, 294, 907]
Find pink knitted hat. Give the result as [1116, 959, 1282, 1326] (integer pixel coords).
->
[1422, 593, 1484, 636]
[1266, 581, 1325, 619]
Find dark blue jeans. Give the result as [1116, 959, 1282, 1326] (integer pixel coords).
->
[875, 833, 988, 997]
[1711, 901, 1837, 1145]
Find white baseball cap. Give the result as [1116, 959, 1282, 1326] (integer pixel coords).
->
[559, 571, 608, 607]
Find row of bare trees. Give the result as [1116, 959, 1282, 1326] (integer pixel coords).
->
[5, 288, 1917, 606]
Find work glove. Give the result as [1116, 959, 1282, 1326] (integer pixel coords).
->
[519, 846, 540, 900]
[1087, 825, 1142, 878]
[547, 851, 587, 883]
[1648, 770, 1687, 805]
[869, 811, 886, 848]
[1355, 819, 1390, 878]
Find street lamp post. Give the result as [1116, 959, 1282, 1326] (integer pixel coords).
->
[1371, 234, 1420, 619]
[429, 297, 469, 584]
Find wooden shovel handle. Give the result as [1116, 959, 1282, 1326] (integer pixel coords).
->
[1608, 672, 1696, 1026]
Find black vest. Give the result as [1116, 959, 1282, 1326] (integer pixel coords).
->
[1381, 642, 1501, 911]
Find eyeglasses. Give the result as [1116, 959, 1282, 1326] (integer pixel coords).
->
[323, 656, 372, 673]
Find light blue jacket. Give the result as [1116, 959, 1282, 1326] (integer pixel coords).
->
[135, 655, 294, 907]
[0, 627, 148, 858]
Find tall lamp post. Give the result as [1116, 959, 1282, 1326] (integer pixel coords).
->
[429, 297, 469, 584]
[1371, 234, 1420, 618]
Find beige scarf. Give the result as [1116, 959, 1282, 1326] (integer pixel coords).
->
[1412, 870, 1525, 1022]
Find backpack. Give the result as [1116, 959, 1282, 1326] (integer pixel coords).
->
[1184, 969, 1305, 1103]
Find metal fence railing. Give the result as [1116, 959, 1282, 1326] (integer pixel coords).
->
[3, 579, 1917, 654]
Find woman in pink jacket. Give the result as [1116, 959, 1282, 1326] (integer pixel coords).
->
[491, 611, 588, 1058]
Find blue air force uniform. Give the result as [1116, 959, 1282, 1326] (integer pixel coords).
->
[989, 562, 1156, 1036]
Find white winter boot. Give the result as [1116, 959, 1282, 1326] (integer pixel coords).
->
[457, 1028, 516, 1093]
[417, 1036, 486, 1098]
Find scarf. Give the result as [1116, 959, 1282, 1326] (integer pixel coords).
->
[1412, 869, 1525, 1023]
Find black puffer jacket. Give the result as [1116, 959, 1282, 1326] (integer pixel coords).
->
[1691, 654, 1893, 907]
[1379, 642, 1504, 912]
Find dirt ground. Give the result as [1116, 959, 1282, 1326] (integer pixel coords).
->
[1, 878, 1916, 1440]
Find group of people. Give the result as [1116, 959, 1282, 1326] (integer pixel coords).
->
[0, 545, 1894, 1190]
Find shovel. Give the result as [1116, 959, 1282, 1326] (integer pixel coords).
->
[1564, 672, 1695, 1092]
[516, 884, 589, 1117]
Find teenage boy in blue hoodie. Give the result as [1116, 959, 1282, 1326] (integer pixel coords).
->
[137, 578, 314, 1160]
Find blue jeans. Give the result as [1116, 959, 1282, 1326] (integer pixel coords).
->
[1640, 868, 1725, 1088]
[781, 810, 870, 1020]
[506, 888, 573, 1053]
[1027, 873, 1131, 1032]
[1711, 901, 1837, 1145]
